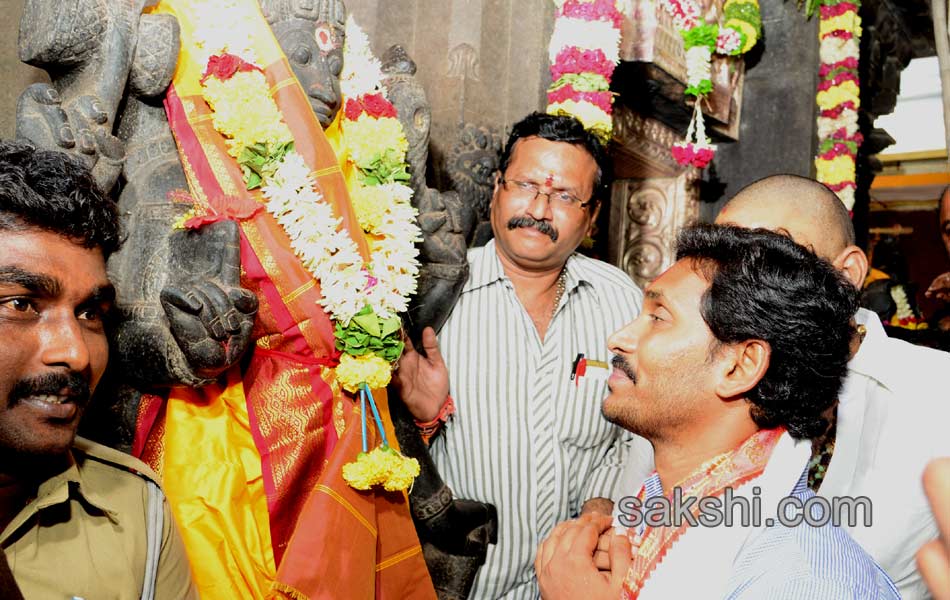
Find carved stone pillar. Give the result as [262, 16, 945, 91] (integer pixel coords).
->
[608, 105, 700, 288]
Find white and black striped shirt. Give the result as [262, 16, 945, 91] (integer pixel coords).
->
[432, 240, 644, 599]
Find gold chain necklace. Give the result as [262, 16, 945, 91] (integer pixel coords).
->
[551, 269, 567, 319]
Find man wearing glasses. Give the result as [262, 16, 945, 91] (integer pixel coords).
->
[397, 112, 645, 598]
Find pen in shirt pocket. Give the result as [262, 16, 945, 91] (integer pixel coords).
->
[570, 353, 609, 386]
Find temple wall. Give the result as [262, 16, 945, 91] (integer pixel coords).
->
[347, 0, 554, 188]
[0, 0, 48, 139]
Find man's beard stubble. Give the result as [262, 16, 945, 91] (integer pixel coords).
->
[602, 354, 667, 440]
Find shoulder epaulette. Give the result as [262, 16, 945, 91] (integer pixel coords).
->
[72, 436, 162, 485]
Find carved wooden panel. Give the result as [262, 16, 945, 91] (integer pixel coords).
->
[607, 175, 700, 288]
[611, 104, 686, 179]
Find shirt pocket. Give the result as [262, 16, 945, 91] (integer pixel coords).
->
[557, 359, 613, 448]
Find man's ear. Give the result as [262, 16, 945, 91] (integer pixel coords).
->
[832, 245, 869, 290]
[714, 340, 770, 399]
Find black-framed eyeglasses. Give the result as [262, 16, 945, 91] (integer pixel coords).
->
[498, 176, 594, 209]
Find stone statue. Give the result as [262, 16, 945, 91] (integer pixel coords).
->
[381, 45, 475, 344]
[261, 0, 346, 128]
[17, 2, 496, 597]
[445, 123, 502, 248]
[380, 45, 501, 329]
[381, 45, 500, 600]
[16, 0, 259, 447]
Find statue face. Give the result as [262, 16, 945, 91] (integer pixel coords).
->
[272, 18, 344, 128]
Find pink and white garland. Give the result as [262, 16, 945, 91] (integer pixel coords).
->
[546, 0, 628, 144]
[659, 0, 762, 169]
[814, 0, 862, 211]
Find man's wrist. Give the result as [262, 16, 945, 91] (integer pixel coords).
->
[415, 395, 455, 443]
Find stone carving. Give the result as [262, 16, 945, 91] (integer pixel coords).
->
[382, 45, 499, 599]
[262, 0, 346, 128]
[16, 0, 139, 194]
[608, 176, 700, 289]
[17, 2, 495, 596]
[17, 0, 256, 395]
[612, 105, 686, 178]
[381, 44, 475, 343]
[446, 123, 501, 247]
[446, 42, 480, 81]
[608, 106, 700, 282]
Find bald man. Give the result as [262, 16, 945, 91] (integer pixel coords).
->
[712, 174, 950, 599]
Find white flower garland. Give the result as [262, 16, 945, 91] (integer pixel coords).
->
[548, 18, 622, 63]
[340, 15, 384, 100]
[191, 10, 421, 327]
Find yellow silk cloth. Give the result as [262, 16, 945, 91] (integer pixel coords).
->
[134, 1, 435, 598]
[160, 372, 276, 597]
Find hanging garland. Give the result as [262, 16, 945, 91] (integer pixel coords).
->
[659, 0, 762, 168]
[546, 0, 628, 144]
[335, 18, 423, 490]
[888, 284, 928, 330]
[181, 9, 421, 491]
[812, 0, 862, 211]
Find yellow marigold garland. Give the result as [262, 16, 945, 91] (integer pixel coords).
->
[342, 384, 420, 491]
[201, 71, 292, 158]
[813, 0, 862, 211]
[335, 353, 393, 393]
[187, 13, 421, 491]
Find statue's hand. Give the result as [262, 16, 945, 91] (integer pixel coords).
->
[16, 83, 125, 193]
[160, 282, 259, 380]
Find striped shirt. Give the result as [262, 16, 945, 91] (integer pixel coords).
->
[432, 240, 644, 599]
[621, 438, 899, 599]
[725, 471, 900, 599]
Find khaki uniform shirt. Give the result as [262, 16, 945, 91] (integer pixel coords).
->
[1, 437, 197, 600]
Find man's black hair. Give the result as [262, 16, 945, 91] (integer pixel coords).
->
[0, 140, 120, 257]
[498, 112, 611, 207]
[676, 224, 859, 440]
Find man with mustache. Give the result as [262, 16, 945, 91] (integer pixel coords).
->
[536, 224, 897, 598]
[0, 141, 196, 599]
[397, 112, 644, 598]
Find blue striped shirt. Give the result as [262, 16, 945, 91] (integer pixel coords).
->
[432, 240, 643, 599]
[632, 470, 901, 599]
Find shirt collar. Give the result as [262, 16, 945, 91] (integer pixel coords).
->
[848, 308, 896, 390]
[462, 239, 591, 296]
[2, 447, 119, 544]
[33, 448, 119, 519]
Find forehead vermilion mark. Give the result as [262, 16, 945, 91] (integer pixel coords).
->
[314, 25, 337, 51]
[544, 173, 554, 187]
